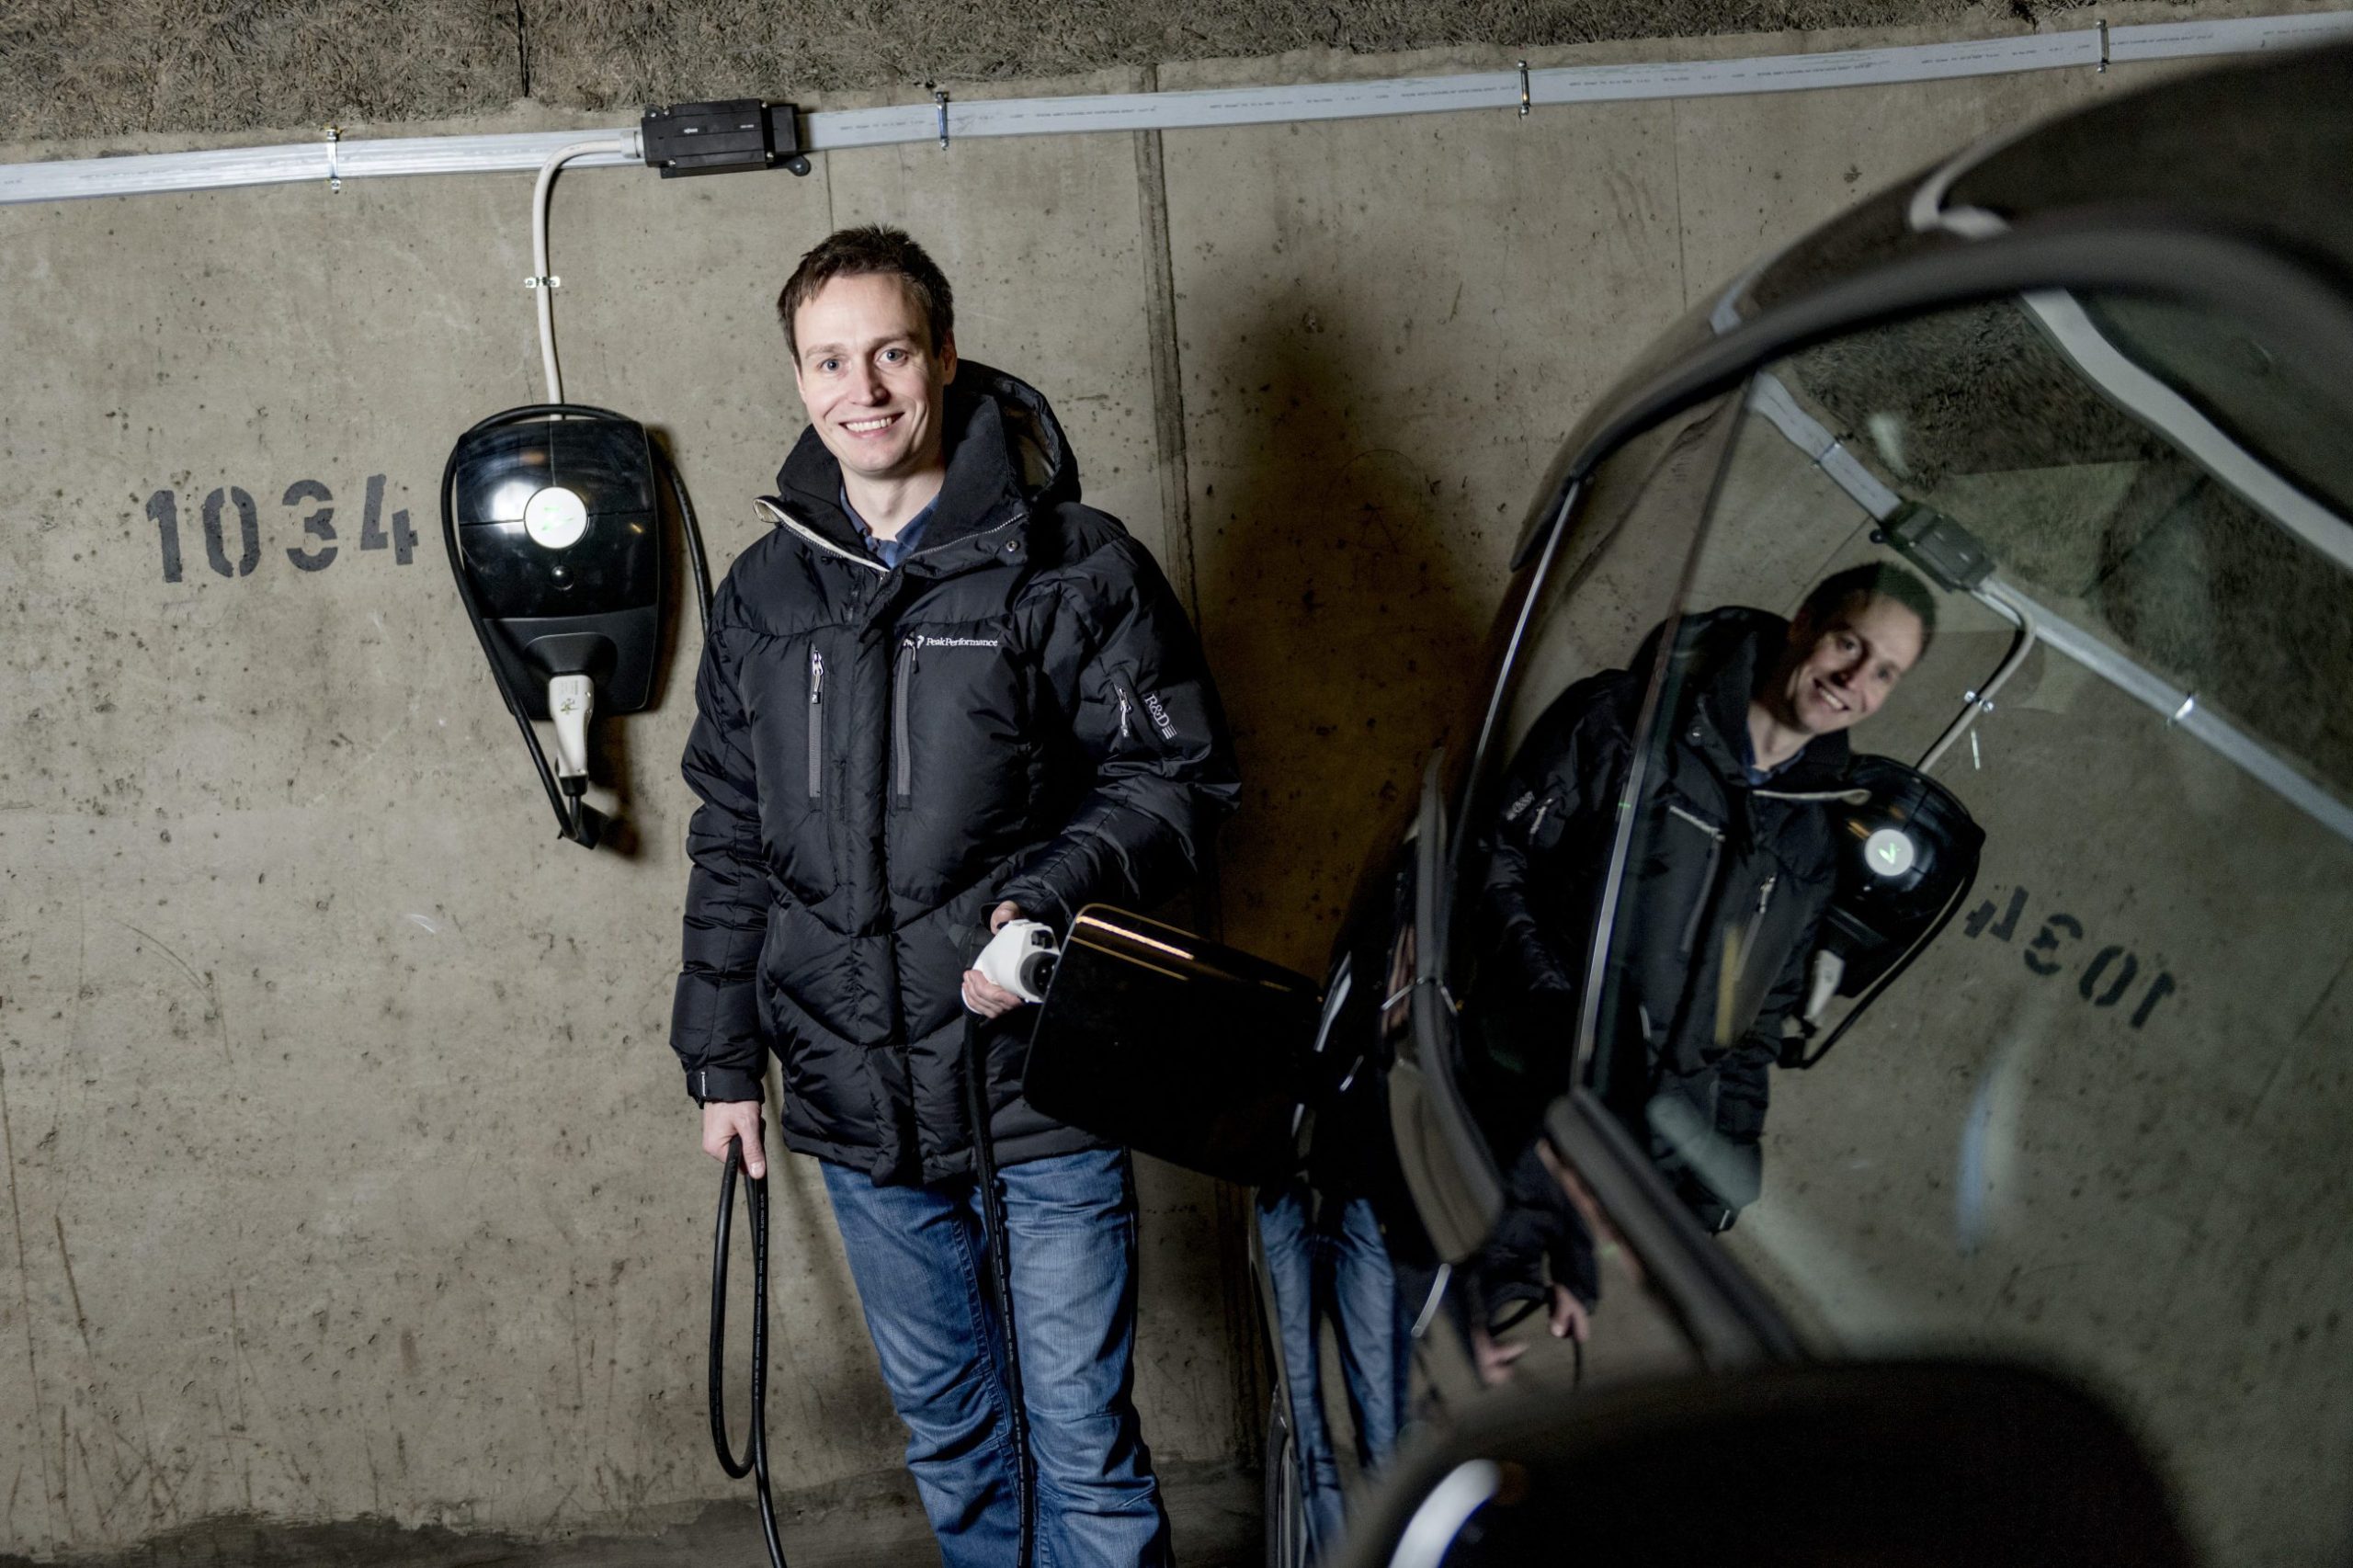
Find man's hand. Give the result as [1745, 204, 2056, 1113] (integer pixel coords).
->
[1473, 1284, 1592, 1387]
[701, 1100, 766, 1178]
[961, 901, 1029, 1019]
[1548, 1282, 1592, 1343]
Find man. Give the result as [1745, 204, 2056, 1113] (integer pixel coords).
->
[668, 226, 1237, 1567]
[1478, 565, 1934, 1230]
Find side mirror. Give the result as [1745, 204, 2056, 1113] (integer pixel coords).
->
[1025, 906, 1320, 1186]
[1330, 1358, 2193, 1568]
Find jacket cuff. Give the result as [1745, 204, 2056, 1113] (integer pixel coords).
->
[688, 1064, 764, 1105]
[997, 873, 1077, 932]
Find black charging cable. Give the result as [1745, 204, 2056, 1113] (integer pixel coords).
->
[705, 1037, 1032, 1568]
[438, 407, 713, 849]
[710, 1134, 790, 1567]
[964, 1014, 1035, 1567]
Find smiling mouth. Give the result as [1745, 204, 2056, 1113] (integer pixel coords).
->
[1813, 679, 1850, 714]
[842, 414, 900, 434]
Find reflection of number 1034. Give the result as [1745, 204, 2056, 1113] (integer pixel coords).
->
[1963, 885, 2177, 1030]
[147, 475, 416, 583]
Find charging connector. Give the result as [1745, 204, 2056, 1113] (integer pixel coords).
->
[973, 920, 1061, 1006]
[549, 674, 595, 789]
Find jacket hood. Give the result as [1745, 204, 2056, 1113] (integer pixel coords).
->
[764, 360, 1081, 568]
[1635, 606, 1853, 793]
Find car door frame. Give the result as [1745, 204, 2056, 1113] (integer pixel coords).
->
[1404, 205, 2353, 1374]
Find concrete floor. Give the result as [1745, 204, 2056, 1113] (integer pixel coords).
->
[0, 1462, 1259, 1568]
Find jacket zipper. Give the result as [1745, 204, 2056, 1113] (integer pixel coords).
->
[1666, 803, 1724, 959]
[755, 498, 889, 576]
[892, 635, 916, 805]
[1725, 872, 1781, 1023]
[1115, 684, 1134, 742]
[806, 646, 825, 801]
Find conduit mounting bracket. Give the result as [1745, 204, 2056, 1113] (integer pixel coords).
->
[324, 125, 341, 193]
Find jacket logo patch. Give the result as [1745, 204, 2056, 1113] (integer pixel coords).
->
[1142, 691, 1179, 741]
[913, 634, 1000, 650]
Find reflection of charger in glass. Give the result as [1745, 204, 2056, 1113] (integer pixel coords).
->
[1786, 755, 1985, 1069]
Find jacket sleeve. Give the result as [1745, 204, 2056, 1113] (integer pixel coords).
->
[999, 536, 1239, 926]
[1481, 679, 1631, 999]
[669, 605, 770, 1104]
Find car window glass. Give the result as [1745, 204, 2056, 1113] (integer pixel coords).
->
[2076, 293, 2353, 522]
[1415, 391, 1745, 1413]
[1447, 389, 1742, 1154]
[1778, 294, 2353, 808]
[1585, 292, 2353, 1568]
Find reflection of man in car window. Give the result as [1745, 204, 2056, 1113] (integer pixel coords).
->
[1478, 565, 1934, 1230]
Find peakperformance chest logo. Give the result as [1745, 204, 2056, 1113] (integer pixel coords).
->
[912, 634, 1001, 650]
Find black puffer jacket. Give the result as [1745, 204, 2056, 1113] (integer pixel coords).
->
[668, 365, 1239, 1184]
[1481, 608, 1857, 1221]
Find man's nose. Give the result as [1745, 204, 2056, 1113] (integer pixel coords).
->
[850, 363, 886, 402]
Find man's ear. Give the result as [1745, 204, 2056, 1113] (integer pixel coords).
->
[939, 332, 959, 384]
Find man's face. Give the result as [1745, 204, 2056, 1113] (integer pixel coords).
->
[790, 272, 957, 484]
[1773, 592, 1927, 738]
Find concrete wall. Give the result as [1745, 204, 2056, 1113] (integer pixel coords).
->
[0, 11, 2279, 1560]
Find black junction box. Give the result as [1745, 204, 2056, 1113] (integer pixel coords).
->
[640, 99, 806, 177]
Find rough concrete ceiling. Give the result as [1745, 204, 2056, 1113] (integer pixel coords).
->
[0, 0, 2063, 142]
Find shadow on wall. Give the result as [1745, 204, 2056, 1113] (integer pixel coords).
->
[1190, 286, 1491, 972]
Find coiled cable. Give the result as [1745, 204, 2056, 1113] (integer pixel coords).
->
[709, 1135, 790, 1568]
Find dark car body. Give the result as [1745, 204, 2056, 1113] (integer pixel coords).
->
[1031, 40, 2353, 1568]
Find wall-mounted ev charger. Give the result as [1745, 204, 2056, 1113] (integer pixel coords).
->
[438, 100, 810, 848]
[440, 403, 710, 847]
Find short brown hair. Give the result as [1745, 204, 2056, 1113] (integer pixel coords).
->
[1801, 562, 1938, 656]
[777, 225, 955, 363]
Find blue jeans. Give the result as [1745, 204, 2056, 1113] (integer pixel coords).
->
[822, 1147, 1172, 1568]
[1256, 1186, 1404, 1561]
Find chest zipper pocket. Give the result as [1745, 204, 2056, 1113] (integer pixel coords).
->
[806, 646, 826, 801]
[1738, 873, 1779, 977]
[1665, 801, 1725, 959]
[1110, 677, 1137, 744]
[892, 635, 916, 806]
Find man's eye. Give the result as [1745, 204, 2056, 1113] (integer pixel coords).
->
[881, 347, 907, 364]
[819, 358, 840, 372]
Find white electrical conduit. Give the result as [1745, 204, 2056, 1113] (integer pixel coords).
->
[1915, 579, 2038, 773]
[530, 135, 638, 403]
[4, 10, 2350, 206]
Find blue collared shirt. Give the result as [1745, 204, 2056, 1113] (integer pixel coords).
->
[1736, 722, 1806, 787]
[840, 483, 938, 570]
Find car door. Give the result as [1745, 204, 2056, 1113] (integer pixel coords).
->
[1424, 204, 2353, 1568]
